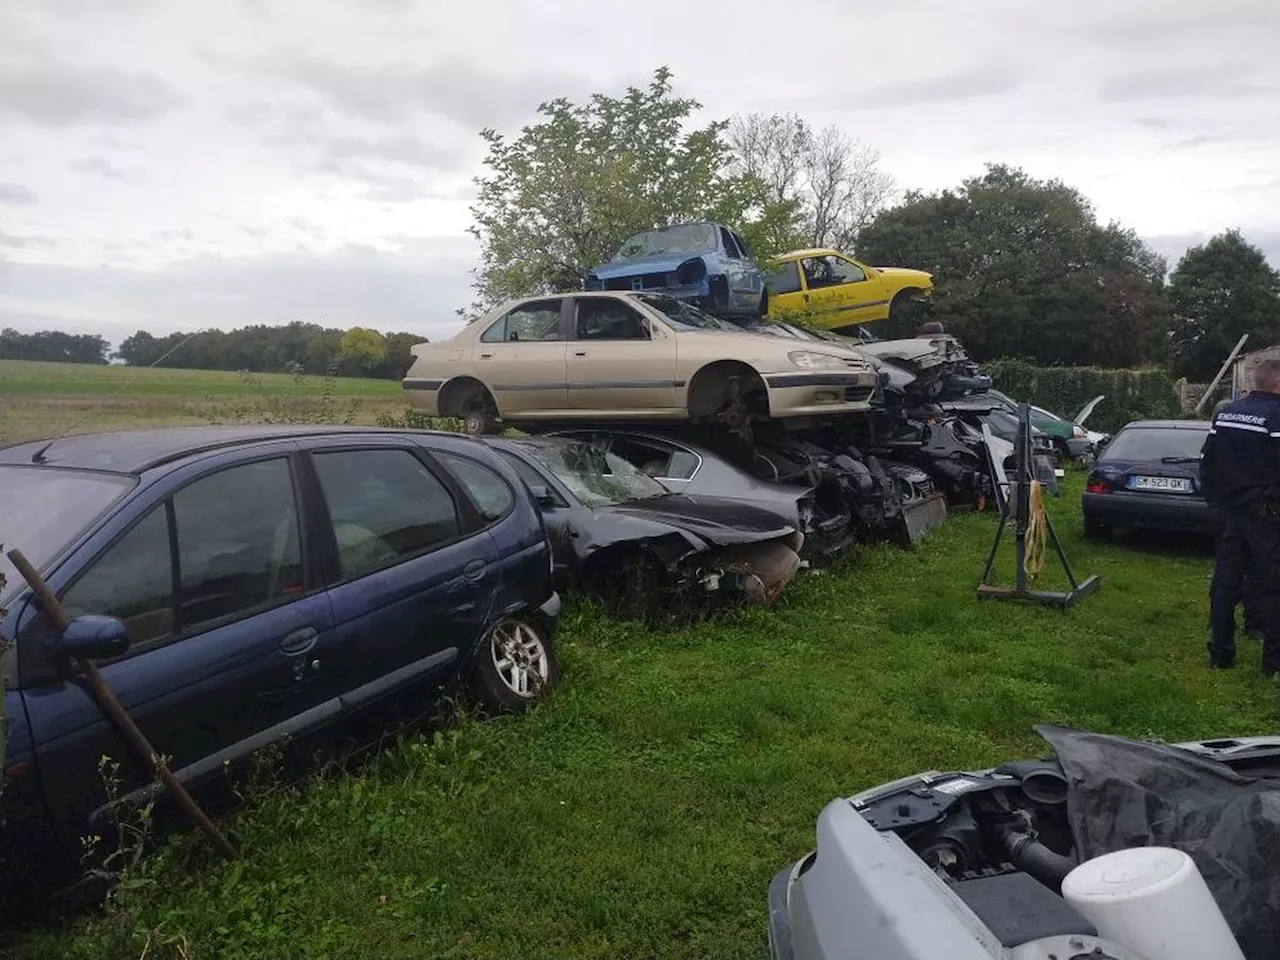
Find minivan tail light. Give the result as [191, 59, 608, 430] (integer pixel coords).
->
[1086, 479, 1109, 494]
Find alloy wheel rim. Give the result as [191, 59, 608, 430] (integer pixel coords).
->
[490, 620, 548, 698]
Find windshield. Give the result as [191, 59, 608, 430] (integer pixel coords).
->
[0, 466, 135, 603]
[613, 223, 716, 261]
[518, 440, 667, 508]
[637, 294, 739, 332]
[1100, 426, 1208, 463]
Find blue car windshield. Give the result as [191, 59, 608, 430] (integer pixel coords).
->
[0, 466, 135, 603]
[613, 223, 716, 261]
[1100, 427, 1208, 463]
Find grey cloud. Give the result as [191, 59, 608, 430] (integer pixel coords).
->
[70, 156, 138, 182]
[0, 243, 477, 343]
[0, 182, 36, 204]
[861, 63, 1021, 107]
[0, 59, 182, 126]
[0, 234, 57, 249]
[1134, 117, 1171, 131]
[1143, 230, 1280, 271]
[262, 51, 581, 128]
[1100, 65, 1273, 102]
[319, 133, 460, 170]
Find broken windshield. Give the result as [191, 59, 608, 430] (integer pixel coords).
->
[0, 467, 135, 603]
[519, 440, 667, 508]
[637, 295, 739, 332]
[613, 223, 716, 261]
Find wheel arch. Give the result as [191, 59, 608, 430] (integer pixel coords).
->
[438, 376, 500, 418]
[686, 359, 770, 419]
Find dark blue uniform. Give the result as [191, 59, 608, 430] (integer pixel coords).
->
[1200, 390, 1280, 674]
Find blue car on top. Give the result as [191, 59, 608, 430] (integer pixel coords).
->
[585, 221, 768, 321]
[0, 426, 560, 901]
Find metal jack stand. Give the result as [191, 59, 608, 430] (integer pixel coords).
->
[977, 404, 1100, 608]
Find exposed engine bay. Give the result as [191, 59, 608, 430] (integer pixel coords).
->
[770, 728, 1280, 960]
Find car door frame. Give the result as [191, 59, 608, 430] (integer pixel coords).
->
[14, 440, 341, 827]
[731, 229, 765, 309]
[294, 433, 502, 706]
[567, 296, 680, 413]
[473, 297, 572, 417]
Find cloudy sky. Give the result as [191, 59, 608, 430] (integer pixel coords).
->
[1, 0, 1277, 348]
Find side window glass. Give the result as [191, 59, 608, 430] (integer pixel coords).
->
[802, 257, 837, 289]
[575, 300, 649, 341]
[496, 451, 564, 505]
[172, 459, 302, 631]
[63, 506, 174, 649]
[766, 261, 802, 295]
[314, 450, 461, 578]
[734, 232, 753, 260]
[666, 450, 700, 480]
[436, 452, 515, 523]
[482, 301, 563, 343]
[831, 257, 867, 284]
[719, 227, 741, 259]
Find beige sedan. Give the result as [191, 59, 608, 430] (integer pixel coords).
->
[403, 292, 878, 435]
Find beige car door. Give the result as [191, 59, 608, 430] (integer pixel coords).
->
[473, 298, 569, 415]
[567, 298, 680, 415]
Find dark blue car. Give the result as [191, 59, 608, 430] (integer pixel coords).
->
[0, 426, 560, 897]
[584, 221, 767, 320]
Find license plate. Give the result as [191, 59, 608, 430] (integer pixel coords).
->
[1129, 475, 1193, 493]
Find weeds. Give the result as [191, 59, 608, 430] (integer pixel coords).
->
[198, 362, 361, 427]
[374, 404, 464, 433]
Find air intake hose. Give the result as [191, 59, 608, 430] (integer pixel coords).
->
[1002, 829, 1077, 891]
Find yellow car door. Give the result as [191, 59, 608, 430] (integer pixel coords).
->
[764, 259, 808, 318]
[473, 298, 569, 415]
[800, 254, 890, 331]
[567, 297, 679, 415]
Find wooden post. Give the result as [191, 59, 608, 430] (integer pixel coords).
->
[6, 548, 238, 861]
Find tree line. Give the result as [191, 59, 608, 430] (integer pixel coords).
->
[468, 67, 1280, 380]
[0, 329, 111, 365]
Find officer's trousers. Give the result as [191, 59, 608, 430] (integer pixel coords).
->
[1210, 508, 1280, 671]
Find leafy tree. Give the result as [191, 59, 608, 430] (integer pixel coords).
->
[1167, 230, 1280, 380]
[856, 165, 1168, 364]
[339, 327, 386, 375]
[468, 67, 796, 309]
[727, 113, 895, 252]
[0, 328, 109, 364]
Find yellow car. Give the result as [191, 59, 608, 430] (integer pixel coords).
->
[764, 248, 933, 332]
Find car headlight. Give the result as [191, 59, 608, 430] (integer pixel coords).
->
[788, 351, 847, 369]
[1072, 425, 1087, 438]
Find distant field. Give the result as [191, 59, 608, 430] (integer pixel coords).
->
[0, 360, 408, 444]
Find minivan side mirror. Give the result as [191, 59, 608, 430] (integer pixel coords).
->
[528, 484, 557, 507]
[45, 615, 131, 661]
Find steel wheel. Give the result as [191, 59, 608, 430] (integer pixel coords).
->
[489, 618, 550, 699]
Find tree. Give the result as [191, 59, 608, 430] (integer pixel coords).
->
[339, 327, 386, 376]
[856, 165, 1169, 364]
[0, 328, 108, 364]
[1167, 230, 1280, 380]
[727, 113, 895, 252]
[468, 67, 794, 309]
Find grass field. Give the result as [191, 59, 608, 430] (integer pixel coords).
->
[0, 360, 406, 445]
[13, 472, 1276, 960]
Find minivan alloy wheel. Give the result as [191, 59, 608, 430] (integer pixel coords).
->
[490, 618, 549, 698]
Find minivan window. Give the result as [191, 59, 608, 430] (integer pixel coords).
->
[173, 459, 303, 631]
[313, 450, 461, 578]
[0, 467, 135, 604]
[437, 452, 515, 523]
[62, 505, 175, 648]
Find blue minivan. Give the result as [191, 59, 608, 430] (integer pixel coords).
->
[0, 426, 560, 898]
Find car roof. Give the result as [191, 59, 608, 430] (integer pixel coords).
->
[1120, 420, 1210, 431]
[775, 247, 843, 261]
[0, 425, 459, 474]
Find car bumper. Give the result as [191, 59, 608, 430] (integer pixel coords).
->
[763, 372, 878, 417]
[1082, 490, 1212, 534]
[767, 858, 802, 960]
[403, 377, 442, 414]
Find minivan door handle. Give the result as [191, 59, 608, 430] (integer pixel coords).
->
[280, 626, 318, 655]
[463, 559, 487, 581]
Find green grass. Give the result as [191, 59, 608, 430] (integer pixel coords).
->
[14, 475, 1275, 960]
[0, 360, 407, 445]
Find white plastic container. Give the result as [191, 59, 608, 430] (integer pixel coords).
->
[1061, 846, 1245, 960]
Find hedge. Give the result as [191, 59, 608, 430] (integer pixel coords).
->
[982, 360, 1183, 433]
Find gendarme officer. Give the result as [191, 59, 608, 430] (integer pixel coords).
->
[1201, 359, 1280, 675]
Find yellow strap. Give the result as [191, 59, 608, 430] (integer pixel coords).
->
[1025, 480, 1047, 581]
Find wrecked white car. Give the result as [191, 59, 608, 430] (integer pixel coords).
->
[770, 726, 1274, 960]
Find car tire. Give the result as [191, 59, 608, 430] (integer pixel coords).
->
[462, 392, 498, 436]
[1084, 517, 1111, 539]
[471, 615, 560, 712]
[754, 292, 768, 319]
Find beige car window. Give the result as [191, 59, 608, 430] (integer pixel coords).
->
[481, 301, 563, 343]
[575, 300, 649, 341]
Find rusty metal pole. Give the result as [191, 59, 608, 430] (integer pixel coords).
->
[6, 548, 238, 860]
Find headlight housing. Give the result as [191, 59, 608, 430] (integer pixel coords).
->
[788, 351, 847, 369]
[676, 258, 707, 284]
[1072, 425, 1087, 439]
